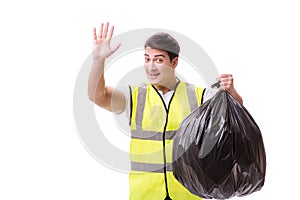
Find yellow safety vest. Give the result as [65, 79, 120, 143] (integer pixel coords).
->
[129, 81, 205, 200]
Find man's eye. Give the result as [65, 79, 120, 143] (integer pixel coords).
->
[156, 59, 163, 63]
[145, 58, 150, 62]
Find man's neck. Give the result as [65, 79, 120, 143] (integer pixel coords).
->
[153, 77, 179, 94]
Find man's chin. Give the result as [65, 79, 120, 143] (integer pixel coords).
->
[148, 79, 169, 88]
[147, 78, 159, 85]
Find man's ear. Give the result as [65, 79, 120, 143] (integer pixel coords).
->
[172, 57, 178, 69]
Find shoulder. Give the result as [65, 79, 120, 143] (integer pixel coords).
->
[183, 82, 205, 92]
[129, 82, 147, 92]
[183, 82, 207, 104]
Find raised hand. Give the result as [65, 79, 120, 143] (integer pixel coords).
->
[93, 22, 121, 61]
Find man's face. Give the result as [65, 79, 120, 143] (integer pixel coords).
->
[144, 47, 178, 89]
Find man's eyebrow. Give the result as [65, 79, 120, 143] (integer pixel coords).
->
[144, 54, 165, 57]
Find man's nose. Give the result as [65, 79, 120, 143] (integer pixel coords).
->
[148, 61, 157, 71]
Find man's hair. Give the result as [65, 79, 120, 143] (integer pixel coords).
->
[144, 32, 180, 62]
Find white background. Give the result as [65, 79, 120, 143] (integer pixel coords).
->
[1, 0, 299, 199]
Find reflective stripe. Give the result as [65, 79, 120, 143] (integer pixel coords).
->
[131, 161, 173, 173]
[131, 130, 177, 140]
[186, 83, 199, 111]
[135, 85, 147, 132]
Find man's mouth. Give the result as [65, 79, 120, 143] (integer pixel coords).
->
[149, 73, 160, 79]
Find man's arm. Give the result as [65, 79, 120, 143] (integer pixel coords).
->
[88, 22, 125, 113]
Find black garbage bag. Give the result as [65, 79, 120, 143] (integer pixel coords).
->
[172, 90, 266, 199]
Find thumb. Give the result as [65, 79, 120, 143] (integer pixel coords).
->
[111, 43, 121, 53]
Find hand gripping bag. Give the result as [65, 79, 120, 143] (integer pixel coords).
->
[172, 90, 266, 199]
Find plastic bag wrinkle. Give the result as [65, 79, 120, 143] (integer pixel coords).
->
[172, 90, 266, 199]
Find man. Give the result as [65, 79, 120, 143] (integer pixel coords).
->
[88, 22, 243, 200]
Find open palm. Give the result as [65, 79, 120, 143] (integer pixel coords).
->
[93, 22, 121, 60]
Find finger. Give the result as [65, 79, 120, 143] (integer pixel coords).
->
[220, 73, 232, 78]
[108, 25, 114, 39]
[103, 22, 109, 38]
[98, 23, 104, 38]
[220, 83, 226, 90]
[220, 81, 226, 87]
[220, 75, 233, 82]
[220, 77, 232, 83]
[220, 83, 230, 90]
[220, 79, 234, 91]
[93, 27, 97, 40]
[220, 74, 233, 83]
[111, 43, 122, 53]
